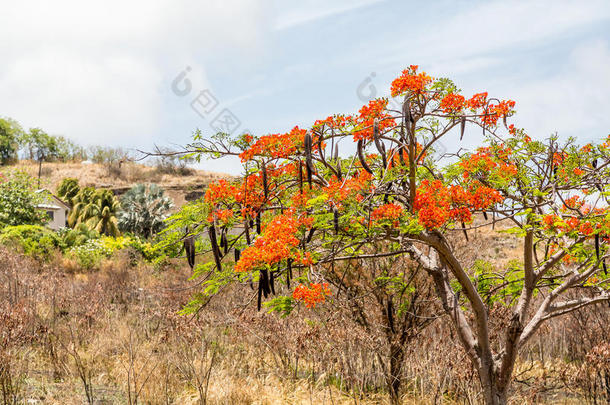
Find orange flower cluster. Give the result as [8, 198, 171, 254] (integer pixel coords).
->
[440, 93, 466, 114]
[292, 282, 331, 308]
[208, 209, 234, 224]
[542, 214, 597, 236]
[239, 126, 308, 161]
[313, 114, 353, 131]
[481, 100, 516, 126]
[323, 170, 373, 208]
[205, 179, 237, 205]
[371, 203, 404, 227]
[353, 99, 396, 141]
[414, 180, 503, 229]
[234, 212, 309, 272]
[460, 146, 518, 181]
[390, 65, 433, 97]
[467, 92, 488, 109]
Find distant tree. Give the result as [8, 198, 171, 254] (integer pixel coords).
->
[19, 128, 59, 161]
[55, 136, 87, 162]
[118, 184, 173, 238]
[56, 178, 80, 204]
[0, 118, 24, 165]
[0, 171, 46, 227]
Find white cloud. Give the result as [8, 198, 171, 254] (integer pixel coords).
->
[0, 0, 267, 146]
[508, 39, 610, 141]
[272, 0, 385, 31]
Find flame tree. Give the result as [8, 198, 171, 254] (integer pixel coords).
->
[161, 66, 610, 405]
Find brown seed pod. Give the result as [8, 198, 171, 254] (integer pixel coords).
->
[306, 164, 312, 188]
[244, 217, 251, 245]
[333, 207, 339, 234]
[461, 222, 469, 241]
[387, 298, 395, 333]
[270, 266, 277, 295]
[260, 269, 270, 298]
[256, 212, 261, 234]
[234, 248, 241, 263]
[262, 164, 269, 199]
[373, 119, 387, 169]
[220, 228, 228, 254]
[184, 234, 195, 270]
[306, 226, 316, 243]
[334, 144, 339, 161]
[403, 99, 412, 125]
[595, 234, 600, 261]
[304, 132, 315, 172]
[357, 139, 373, 174]
[483, 211, 488, 221]
[460, 116, 466, 140]
[208, 225, 222, 271]
[298, 160, 303, 191]
[257, 281, 262, 311]
[286, 258, 293, 288]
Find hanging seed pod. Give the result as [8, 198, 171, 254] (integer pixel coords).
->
[184, 234, 195, 270]
[461, 222, 469, 241]
[333, 207, 339, 234]
[334, 144, 339, 161]
[483, 212, 488, 221]
[249, 218, 254, 229]
[270, 268, 276, 295]
[336, 159, 342, 180]
[287, 258, 293, 288]
[257, 281, 262, 311]
[373, 118, 384, 155]
[262, 164, 269, 199]
[603, 260, 607, 275]
[592, 158, 598, 169]
[357, 139, 373, 174]
[234, 248, 241, 263]
[260, 269, 270, 298]
[256, 212, 261, 234]
[220, 229, 228, 254]
[304, 133, 314, 171]
[380, 142, 388, 171]
[306, 226, 316, 243]
[595, 234, 600, 262]
[460, 116, 466, 141]
[298, 160, 303, 191]
[403, 99, 412, 125]
[208, 225, 222, 271]
[387, 299, 395, 333]
[398, 146, 406, 167]
[244, 218, 251, 245]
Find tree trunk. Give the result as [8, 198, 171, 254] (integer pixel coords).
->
[387, 342, 404, 405]
[480, 372, 508, 405]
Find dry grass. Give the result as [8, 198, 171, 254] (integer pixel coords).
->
[9, 160, 230, 207]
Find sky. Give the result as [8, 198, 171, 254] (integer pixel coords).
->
[1, 0, 609, 174]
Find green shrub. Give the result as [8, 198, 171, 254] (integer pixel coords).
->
[67, 239, 112, 269]
[0, 224, 61, 259]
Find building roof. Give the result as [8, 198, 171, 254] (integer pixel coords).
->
[35, 189, 71, 211]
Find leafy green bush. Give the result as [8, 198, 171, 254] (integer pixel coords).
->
[0, 224, 61, 259]
[67, 239, 112, 269]
[57, 223, 100, 249]
[0, 171, 46, 227]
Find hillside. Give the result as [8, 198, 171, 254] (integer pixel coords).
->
[11, 160, 230, 208]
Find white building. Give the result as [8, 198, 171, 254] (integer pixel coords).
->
[35, 190, 71, 231]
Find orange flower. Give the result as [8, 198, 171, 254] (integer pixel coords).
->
[440, 93, 466, 114]
[390, 65, 433, 97]
[293, 282, 331, 308]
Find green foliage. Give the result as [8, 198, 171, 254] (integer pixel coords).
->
[68, 187, 121, 236]
[118, 184, 174, 238]
[0, 171, 46, 227]
[0, 224, 61, 259]
[263, 296, 296, 318]
[56, 178, 80, 203]
[19, 127, 59, 160]
[68, 238, 112, 269]
[57, 223, 100, 249]
[88, 145, 130, 165]
[0, 118, 24, 165]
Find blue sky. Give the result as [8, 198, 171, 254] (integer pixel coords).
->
[1, 0, 609, 174]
